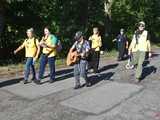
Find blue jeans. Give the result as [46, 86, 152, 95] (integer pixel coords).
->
[74, 59, 88, 86]
[38, 54, 56, 81]
[24, 57, 36, 81]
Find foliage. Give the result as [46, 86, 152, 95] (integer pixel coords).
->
[0, 0, 160, 64]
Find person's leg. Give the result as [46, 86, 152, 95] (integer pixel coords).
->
[120, 45, 125, 59]
[74, 63, 80, 89]
[24, 57, 32, 84]
[96, 51, 100, 72]
[89, 50, 94, 71]
[130, 52, 139, 66]
[48, 56, 56, 83]
[135, 51, 146, 80]
[87, 50, 92, 70]
[31, 60, 36, 80]
[80, 60, 90, 87]
[36, 54, 47, 84]
[117, 43, 121, 60]
[92, 51, 97, 73]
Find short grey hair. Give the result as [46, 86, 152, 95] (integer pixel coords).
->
[26, 28, 34, 33]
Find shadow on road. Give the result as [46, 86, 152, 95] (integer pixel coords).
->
[141, 66, 157, 80]
[0, 78, 23, 88]
[89, 72, 114, 86]
[98, 63, 119, 73]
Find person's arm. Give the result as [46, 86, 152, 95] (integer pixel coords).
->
[14, 41, 25, 54]
[34, 39, 40, 59]
[128, 35, 136, 55]
[88, 36, 92, 41]
[39, 36, 47, 48]
[70, 41, 77, 52]
[125, 36, 129, 49]
[112, 35, 118, 42]
[147, 40, 152, 57]
[98, 36, 102, 48]
[146, 32, 152, 57]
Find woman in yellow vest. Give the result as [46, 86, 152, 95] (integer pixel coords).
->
[128, 21, 151, 82]
[14, 28, 40, 84]
[35, 26, 58, 84]
[88, 27, 102, 76]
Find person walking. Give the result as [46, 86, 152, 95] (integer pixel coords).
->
[113, 28, 128, 61]
[128, 21, 151, 82]
[88, 27, 102, 75]
[35, 26, 58, 84]
[70, 31, 91, 89]
[14, 28, 40, 84]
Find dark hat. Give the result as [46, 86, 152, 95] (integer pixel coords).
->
[74, 31, 83, 40]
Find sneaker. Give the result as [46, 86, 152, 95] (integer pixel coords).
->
[94, 72, 101, 77]
[49, 79, 55, 83]
[23, 80, 28, 84]
[74, 85, 81, 90]
[86, 82, 91, 87]
[135, 77, 142, 84]
[88, 69, 94, 73]
[34, 79, 41, 85]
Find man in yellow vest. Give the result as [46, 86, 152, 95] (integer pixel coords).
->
[128, 21, 151, 82]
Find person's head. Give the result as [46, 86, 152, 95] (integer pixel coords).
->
[26, 28, 34, 38]
[138, 21, 145, 31]
[44, 26, 51, 36]
[74, 31, 83, 42]
[93, 27, 99, 35]
[120, 28, 124, 35]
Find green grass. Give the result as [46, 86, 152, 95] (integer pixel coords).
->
[0, 50, 118, 70]
[103, 49, 118, 58]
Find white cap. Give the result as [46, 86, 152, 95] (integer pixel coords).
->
[26, 28, 34, 33]
[139, 21, 145, 26]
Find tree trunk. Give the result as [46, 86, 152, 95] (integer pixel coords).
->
[0, 0, 6, 48]
[104, 0, 113, 36]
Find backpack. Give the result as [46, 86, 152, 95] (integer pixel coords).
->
[50, 34, 62, 52]
[56, 40, 62, 52]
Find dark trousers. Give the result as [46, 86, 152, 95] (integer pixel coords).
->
[38, 54, 56, 81]
[118, 44, 125, 60]
[89, 50, 100, 73]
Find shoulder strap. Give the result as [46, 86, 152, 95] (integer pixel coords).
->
[34, 37, 37, 46]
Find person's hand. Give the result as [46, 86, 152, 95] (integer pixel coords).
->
[128, 50, 131, 55]
[112, 39, 116, 42]
[13, 50, 17, 55]
[33, 57, 37, 65]
[39, 42, 47, 48]
[81, 53, 85, 57]
[126, 45, 128, 49]
[148, 52, 152, 58]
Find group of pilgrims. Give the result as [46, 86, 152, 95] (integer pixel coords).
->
[14, 21, 151, 89]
